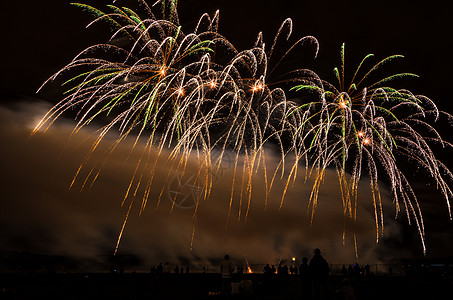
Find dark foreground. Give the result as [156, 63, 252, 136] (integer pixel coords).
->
[1, 272, 452, 300]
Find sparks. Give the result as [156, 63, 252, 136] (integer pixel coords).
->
[291, 43, 453, 255]
[208, 80, 216, 89]
[252, 81, 264, 93]
[33, 1, 452, 259]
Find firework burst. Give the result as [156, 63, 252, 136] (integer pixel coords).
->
[290, 43, 453, 253]
[33, 0, 452, 256]
[34, 0, 319, 252]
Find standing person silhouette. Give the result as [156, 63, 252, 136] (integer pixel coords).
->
[220, 254, 233, 295]
[309, 248, 330, 300]
[299, 257, 311, 299]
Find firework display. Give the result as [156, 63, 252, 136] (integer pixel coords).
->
[34, 0, 452, 254]
[290, 44, 452, 253]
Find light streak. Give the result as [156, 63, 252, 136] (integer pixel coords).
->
[33, 1, 452, 258]
[291, 43, 453, 254]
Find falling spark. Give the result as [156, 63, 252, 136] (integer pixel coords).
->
[290, 43, 453, 254]
[33, 1, 452, 257]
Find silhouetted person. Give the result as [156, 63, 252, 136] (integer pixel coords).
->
[220, 254, 233, 295]
[364, 264, 371, 277]
[353, 264, 361, 279]
[347, 265, 354, 279]
[309, 248, 330, 300]
[280, 264, 288, 277]
[264, 264, 272, 274]
[157, 263, 163, 275]
[237, 265, 243, 275]
[277, 263, 286, 277]
[299, 257, 311, 300]
[341, 265, 348, 277]
[262, 263, 273, 293]
[263, 263, 272, 284]
[163, 262, 171, 273]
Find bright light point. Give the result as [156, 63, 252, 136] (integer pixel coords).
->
[252, 82, 263, 93]
[159, 68, 166, 76]
[292, 257, 296, 262]
[177, 88, 184, 96]
[363, 138, 370, 145]
[209, 81, 216, 88]
[357, 131, 364, 138]
[339, 101, 347, 108]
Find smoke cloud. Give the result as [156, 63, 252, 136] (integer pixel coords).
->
[0, 99, 435, 270]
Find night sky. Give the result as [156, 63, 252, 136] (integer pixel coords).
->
[1, 0, 452, 268]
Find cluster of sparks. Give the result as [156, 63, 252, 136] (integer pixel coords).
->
[34, 0, 452, 255]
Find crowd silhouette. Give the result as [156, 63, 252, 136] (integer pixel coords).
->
[2, 248, 452, 300]
[142, 248, 370, 299]
[218, 248, 333, 299]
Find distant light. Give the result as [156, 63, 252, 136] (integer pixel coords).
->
[177, 88, 184, 96]
[208, 80, 216, 89]
[363, 138, 370, 145]
[357, 131, 364, 138]
[292, 257, 296, 262]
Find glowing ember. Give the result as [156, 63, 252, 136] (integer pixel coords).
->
[252, 81, 264, 92]
[176, 88, 184, 96]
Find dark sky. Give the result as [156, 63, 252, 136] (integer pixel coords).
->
[2, 0, 451, 110]
[0, 0, 452, 267]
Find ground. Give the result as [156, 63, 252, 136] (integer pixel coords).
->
[1, 271, 451, 299]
